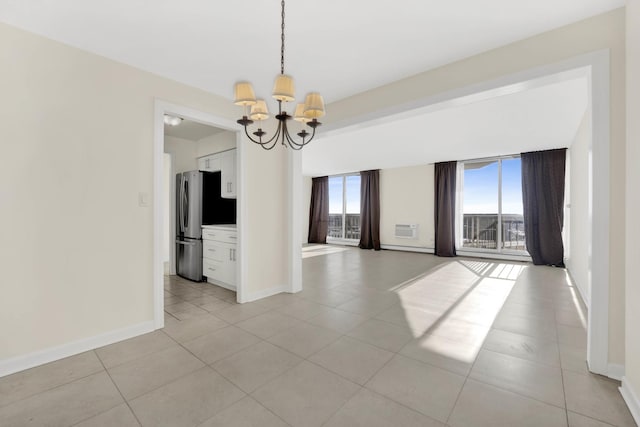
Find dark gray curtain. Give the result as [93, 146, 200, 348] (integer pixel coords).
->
[434, 161, 457, 257]
[359, 170, 381, 250]
[521, 149, 566, 267]
[308, 176, 329, 244]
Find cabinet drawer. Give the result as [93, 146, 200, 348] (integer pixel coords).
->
[203, 240, 224, 261]
[203, 259, 223, 280]
[202, 228, 237, 244]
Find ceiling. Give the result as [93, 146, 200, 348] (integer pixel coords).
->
[0, 0, 623, 105]
[302, 76, 589, 176]
[164, 119, 225, 141]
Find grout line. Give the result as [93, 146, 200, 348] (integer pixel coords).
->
[554, 307, 571, 427]
[93, 350, 144, 427]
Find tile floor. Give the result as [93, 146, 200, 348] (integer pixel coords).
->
[0, 247, 636, 426]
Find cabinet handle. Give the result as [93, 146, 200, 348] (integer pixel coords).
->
[208, 267, 216, 272]
[228, 235, 237, 239]
[208, 248, 216, 252]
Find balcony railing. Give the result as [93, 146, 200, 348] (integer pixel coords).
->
[462, 214, 526, 251]
[328, 213, 361, 240]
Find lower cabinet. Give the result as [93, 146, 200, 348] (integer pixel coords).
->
[202, 226, 236, 290]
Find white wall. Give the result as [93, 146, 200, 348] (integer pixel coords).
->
[197, 130, 236, 157]
[301, 176, 312, 245]
[325, 7, 626, 367]
[624, 0, 640, 420]
[566, 109, 592, 305]
[380, 165, 434, 248]
[163, 153, 171, 264]
[0, 21, 290, 366]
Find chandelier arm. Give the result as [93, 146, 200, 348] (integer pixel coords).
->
[242, 120, 281, 148]
[283, 125, 313, 150]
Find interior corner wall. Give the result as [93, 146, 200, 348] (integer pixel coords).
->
[0, 21, 251, 364]
[566, 108, 592, 305]
[380, 165, 435, 249]
[197, 131, 236, 157]
[326, 7, 626, 368]
[164, 135, 198, 173]
[301, 176, 312, 245]
[624, 0, 640, 415]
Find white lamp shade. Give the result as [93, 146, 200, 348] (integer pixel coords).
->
[293, 104, 310, 122]
[234, 82, 257, 106]
[303, 92, 325, 119]
[272, 74, 295, 102]
[250, 99, 270, 121]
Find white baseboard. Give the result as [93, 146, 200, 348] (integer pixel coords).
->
[242, 285, 289, 303]
[380, 244, 435, 254]
[608, 363, 625, 381]
[620, 377, 640, 425]
[0, 321, 155, 378]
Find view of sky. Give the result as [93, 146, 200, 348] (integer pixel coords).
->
[329, 175, 360, 214]
[328, 160, 522, 216]
[463, 158, 523, 215]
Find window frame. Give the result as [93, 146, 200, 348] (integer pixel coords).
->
[458, 154, 529, 257]
[327, 173, 361, 243]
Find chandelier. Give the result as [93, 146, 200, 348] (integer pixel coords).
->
[233, 0, 325, 150]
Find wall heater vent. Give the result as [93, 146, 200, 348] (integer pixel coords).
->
[395, 224, 418, 239]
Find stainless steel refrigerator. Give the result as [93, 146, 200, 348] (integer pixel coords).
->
[176, 171, 204, 281]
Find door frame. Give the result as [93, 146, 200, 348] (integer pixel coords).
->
[153, 100, 242, 328]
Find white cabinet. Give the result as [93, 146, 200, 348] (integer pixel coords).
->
[197, 149, 236, 199]
[198, 155, 222, 172]
[202, 226, 237, 291]
[220, 150, 236, 199]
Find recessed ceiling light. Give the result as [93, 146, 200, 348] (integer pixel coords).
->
[164, 115, 183, 126]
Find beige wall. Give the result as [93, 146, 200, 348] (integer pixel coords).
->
[197, 131, 236, 157]
[164, 135, 198, 173]
[566, 109, 591, 304]
[625, 0, 640, 409]
[380, 165, 435, 248]
[327, 7, 626, 366]
[0, 22, 288, 361]
[243, 143, 288, 296]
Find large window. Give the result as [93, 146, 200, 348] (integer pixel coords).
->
[328, 174, 361, 240]
[461, 156, 526, 253]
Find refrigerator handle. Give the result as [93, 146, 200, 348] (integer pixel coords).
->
[180, 175, 186, 233]
[183, 178, 189, 230]
[176, 239, 196, 246]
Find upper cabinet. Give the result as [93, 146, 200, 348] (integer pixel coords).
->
[198, 155, 222, 173]
[198, 149, 236, 199]
[220, 150, 236, 199]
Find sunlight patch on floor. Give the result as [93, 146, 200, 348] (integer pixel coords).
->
[301, 245, 350, 258]
[396, 261, 520, 363]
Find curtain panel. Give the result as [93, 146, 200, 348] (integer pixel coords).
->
[434, 161, 458, 257]
[308, 176, 329, 244]
[521, 148, 567, 267]
[359, 170, 381, 250]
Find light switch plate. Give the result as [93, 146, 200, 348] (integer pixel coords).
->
[138, 192, 150, 207]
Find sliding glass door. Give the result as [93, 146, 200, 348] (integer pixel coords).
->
[461, 156, 526, 254]
[328, 174, 361, 241]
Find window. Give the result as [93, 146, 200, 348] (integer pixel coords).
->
[461, 156, 526, 253]
[328, 174, 361, 240]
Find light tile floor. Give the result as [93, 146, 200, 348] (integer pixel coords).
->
[1, 247, 636, 426]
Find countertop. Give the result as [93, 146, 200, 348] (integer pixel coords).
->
[202, 224, 237, 230]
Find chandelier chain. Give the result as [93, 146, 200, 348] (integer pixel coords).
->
[280, 0, 285, 75]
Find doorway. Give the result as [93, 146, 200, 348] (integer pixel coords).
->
[153, 101, 243, 329]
